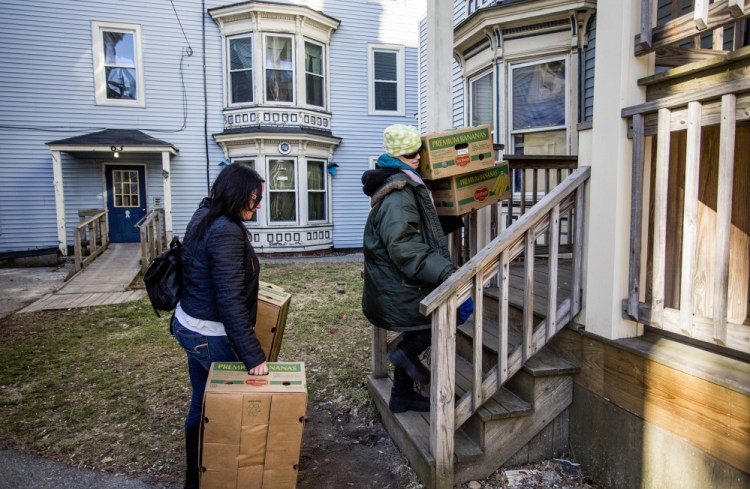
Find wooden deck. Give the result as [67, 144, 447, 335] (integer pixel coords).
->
[18, 243, 144, 313]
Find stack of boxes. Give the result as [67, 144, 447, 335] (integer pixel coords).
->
[200, 282, 305, 489]
[418, 124, 510, 216]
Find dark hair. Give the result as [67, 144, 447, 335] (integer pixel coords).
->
[193, 163, 264, 239]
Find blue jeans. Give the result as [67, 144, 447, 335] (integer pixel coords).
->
[172, 315, 239, 432]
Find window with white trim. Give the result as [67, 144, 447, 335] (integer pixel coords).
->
[268, 158, 297, 223]
[235, 159, 258, 222]
[92, 22, 144, 106]
[229, 36, 254, 105]
[469, 70, 494, 129]
[509, 57, 567, 155]
[265, 34, 294, 104]
[369, 44, 405, 115]
[305, 41, 325, 108]
[307, 160, 327, 221]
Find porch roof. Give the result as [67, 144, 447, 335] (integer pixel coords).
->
[46, 129, 179, 155]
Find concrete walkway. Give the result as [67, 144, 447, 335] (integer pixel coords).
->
[17, 243, 144, 314]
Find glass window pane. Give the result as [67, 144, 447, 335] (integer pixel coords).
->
[106, 67, 137, 100]
[270, 193, 296, 222]
[305, 42, 323, 75]
[306, 74, 323, 106]
[374, 51, 397, 81]
[513, 130, 566, 155]
[512, 60, 566, 130]
[232, 71, 254, 103]
[471, 73, 493, 128]
[266, 69, 293, 102]
[103, 31, 135, 66]
[266, 36, 292, 70]
[230, 38, 252, 70]
[269, 159, 295, 190]
[307, 161, 324, 190]
[375, 81, 397, 111]
[308, 193, 325, 221]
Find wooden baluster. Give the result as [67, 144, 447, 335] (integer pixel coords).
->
[520, 169, 527, 216]
[523, 227, 536, 361]
[547, 205, 560, 340]
[431, 300, 455, 489]
[572, 184, 585, 317]
[639, 0, 653, 51]
[680, 102, 702, 336]
[372, 327, 387, 379]
[472, 277, 483, 412]
[627, 114, 646, 320]
[651, 108, 672, 329]
[498, 250, 509, 385]
[713, 95, 736, 345]
[694, 0, 709, 31]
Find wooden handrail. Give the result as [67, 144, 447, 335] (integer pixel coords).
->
[136, 208, 167, 272]
[419, 167, 590, 489]
[73, 209, 109, 272]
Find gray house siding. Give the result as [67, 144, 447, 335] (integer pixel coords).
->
[0, 0, 425, 255]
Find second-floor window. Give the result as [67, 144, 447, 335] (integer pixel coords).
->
[369, 44, 404, 115]
[305, 41, 325, 107]
[265, 35, 294, 103]
[92, 22, 144, 106]
[229, 36, 253, 104]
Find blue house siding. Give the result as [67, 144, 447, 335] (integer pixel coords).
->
[0, 0, 426, 254]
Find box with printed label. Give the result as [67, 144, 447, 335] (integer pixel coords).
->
[256, 282, 291, 362]
[200, 362, 307, 489]
[418, 125, 495, 180]
[427, 161, 510, 216]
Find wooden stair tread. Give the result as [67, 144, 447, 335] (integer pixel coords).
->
[368, 376, 483, 464]
[454, 355, 532, 421]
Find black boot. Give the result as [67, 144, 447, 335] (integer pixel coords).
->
[389, 367, 430, 413]
[387, 330, 431, 384]
[185, 424, 201, 489]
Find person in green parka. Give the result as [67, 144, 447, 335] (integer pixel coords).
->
[361, 124, 472, 413]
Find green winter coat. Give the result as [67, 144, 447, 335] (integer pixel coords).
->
[361, 170, 455, 331]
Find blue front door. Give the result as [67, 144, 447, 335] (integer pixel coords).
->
[106, 165, 146, 243]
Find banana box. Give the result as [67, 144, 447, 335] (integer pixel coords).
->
[427, 161, 510, 216]
[200, 362, 307, 489]
[418, 125, 495, 180]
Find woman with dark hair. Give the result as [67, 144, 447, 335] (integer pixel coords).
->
[172, 163, 266, 489]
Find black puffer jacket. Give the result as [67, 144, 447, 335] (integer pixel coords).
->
[361, 169, 455, 331]
[180, 200, 264, 370]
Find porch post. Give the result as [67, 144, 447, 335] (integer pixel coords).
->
[427, 1, 455, 488]
[51, 150, 67, 255]
[161, 151, 173, 241]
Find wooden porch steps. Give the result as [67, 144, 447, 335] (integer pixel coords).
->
[368, 335, 579, 486]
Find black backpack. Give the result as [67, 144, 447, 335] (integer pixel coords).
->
[143, 236, 182, 317]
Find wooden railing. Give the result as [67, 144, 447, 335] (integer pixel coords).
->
[447, 153, 579, 267]
[412, 167, 589, 489]
[73, 209, 109, 272]
[636, 0, 749, 56]
[135, 208, 167, 273]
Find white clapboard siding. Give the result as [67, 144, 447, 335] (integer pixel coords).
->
[0, 0, 428, 253]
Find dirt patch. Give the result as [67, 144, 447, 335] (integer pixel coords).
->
[298, 401, 417, 489]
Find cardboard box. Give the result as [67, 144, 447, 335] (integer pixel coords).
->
[256, 282, 291, 362]
[427, 161, 510, 216]
[201, 362, 308, 489]
[419, 125, 495, 180]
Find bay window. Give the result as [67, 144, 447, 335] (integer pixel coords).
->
[307, 160, 327, 221]
[305, 41, 325, 107]
[265, 35, 294, 103]
[229, 36, 254, 104]
[268, 158, 297, 222]
[469, 70, 494, 129]
[510, 58, 567, 155]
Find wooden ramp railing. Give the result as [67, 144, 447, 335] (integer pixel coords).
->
[135, 208, 167, 273]
[410, 167, 589, 489]
[73, 209, 109, 272]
